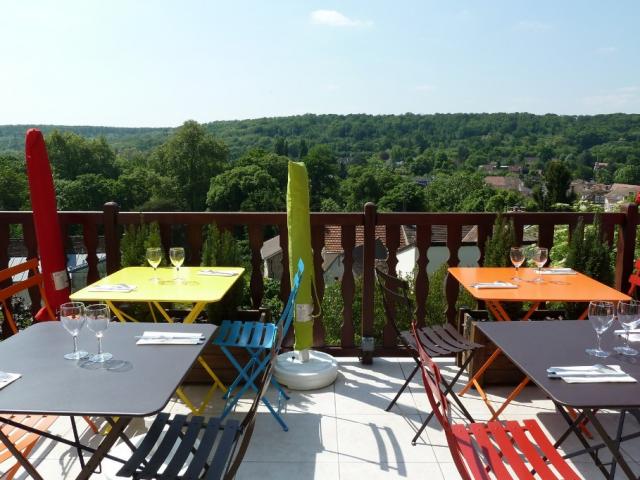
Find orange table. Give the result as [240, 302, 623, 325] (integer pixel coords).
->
[449, 267, 630, 420]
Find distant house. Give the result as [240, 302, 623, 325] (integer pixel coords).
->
[594, 162, 609, 172]
[478, 163, 499, 174]
[484, 176, 532, 196]
[261, 224, 484, 283]
[604, 183, 640, 212]
[570, 180, 609, 205]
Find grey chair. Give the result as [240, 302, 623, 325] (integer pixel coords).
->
[375, 268, 481, 445]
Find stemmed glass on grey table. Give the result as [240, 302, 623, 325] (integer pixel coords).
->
[614, 300, 640, 356]
[586, 300, 615, 358]
[85, 303, 113, 363]
[60, 301, 89, 360]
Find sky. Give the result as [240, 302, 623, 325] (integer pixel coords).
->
[1, 0, 639, 127]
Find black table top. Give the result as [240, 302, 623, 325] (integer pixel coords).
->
[0, 322, 215, 417]
[477, 320, 640, 409]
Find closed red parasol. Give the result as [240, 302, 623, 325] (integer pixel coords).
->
[25, 129, 70, 320]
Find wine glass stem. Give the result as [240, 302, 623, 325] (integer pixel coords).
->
[626, 331, 631, 349]
[73, 335, 78, 354]
[98, 336, 103, 355]
[596, 333, 602, 352]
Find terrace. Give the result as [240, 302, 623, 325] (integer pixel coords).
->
[0, 203, 639, 479]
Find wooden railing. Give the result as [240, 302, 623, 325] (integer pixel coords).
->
[0, 202, 637, 359]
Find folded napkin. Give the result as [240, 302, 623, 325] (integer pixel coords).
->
[136, 331, 205, 345]
[472, 282, 518, 289]
[197, 270, 238, 277]
[614, 329, 640, 342]
[539, 268, 577, 275]
[88, 283, 137, 293]
[547, 365, 636, 383]
[0, 372, 21, 390]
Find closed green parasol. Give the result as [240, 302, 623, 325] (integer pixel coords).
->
[274, 161, 337, 390]
[287, 161, 315, 353]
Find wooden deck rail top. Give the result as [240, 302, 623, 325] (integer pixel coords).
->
[0, 202, 637, 362]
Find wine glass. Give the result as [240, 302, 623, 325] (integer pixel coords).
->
[85, 303, 113, 363]
[586, 301, 615, 357]
[60, 302, 89, 360]
[510, 247, 525, 282]
[531, 247, 548, 284]
[146, 247, 162, 283]
[169, 247, 185, 282]
[614, 300, 640, 356]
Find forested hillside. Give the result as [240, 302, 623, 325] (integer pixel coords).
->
[0, 113, 639, 214]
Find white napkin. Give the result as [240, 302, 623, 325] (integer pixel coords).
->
[197, 270, 238, 277]
[472, 282, 518, 289]
[614, 330, 640, 342]
[88, 283, 137, 292]
[136, 331, 205, 345]
[547, 365, 636, 383]
[539, 268, 577, 275]
[0, 372, 21, 390]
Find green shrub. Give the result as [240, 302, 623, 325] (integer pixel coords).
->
[564, 216, 614, 317]
[201, 224, 247, 324]
[120, 222, 163, 267]
[483, 214, 515, 267]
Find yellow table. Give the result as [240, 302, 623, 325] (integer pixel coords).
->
[71, 266, 245, 414]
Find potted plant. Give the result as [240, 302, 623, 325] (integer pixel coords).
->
[564, 216, 614, 317]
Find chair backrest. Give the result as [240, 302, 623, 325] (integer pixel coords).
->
[375, 268, 414, 340]
[411, 322, 473, 480]
[628, 259, 640, 298]
[0, 259, 55, 335]
[277, 258, 304, 343]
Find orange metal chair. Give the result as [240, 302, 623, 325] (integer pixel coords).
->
[0, 258, 56, 334]
[0, 259, 97, 478]
[412, 322, 581, 479]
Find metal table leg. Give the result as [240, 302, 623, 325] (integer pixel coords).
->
[76, 416, 131, 480]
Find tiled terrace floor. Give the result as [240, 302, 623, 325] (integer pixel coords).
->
[5, 357, 640, 479]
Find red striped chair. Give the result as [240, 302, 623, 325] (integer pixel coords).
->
[412, 322, 581, 479]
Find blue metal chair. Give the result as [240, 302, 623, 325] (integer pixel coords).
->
[213, 259, 304, 431]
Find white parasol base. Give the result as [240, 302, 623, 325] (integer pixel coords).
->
[274, 350, 338, 391]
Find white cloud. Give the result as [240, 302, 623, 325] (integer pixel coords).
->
[310, 10, 372, 28]
[514, 20, 552, 32]
[583, 86, 640, 109]
[595, 46, 618, 55]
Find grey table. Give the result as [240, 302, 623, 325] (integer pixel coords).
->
[0, 321, 215, 480]
[477, 320, 640, 480]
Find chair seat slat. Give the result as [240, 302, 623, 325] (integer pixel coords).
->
[502, 420, 558, 480]
[204, 420, 242, 480]
[181, 417, 223, 479]
[140, 414, 189, 476]
[485, 421, 535, 480]
[522, 420, 581, 480]
[117, 412, 171, 477]
[467, 423, 513, 479]
[451, 425, 494, 480]
[158, 416, 205, 479]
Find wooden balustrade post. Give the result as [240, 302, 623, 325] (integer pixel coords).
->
[615, 203, 638, 293]
[103, 202, 120, 275]
[360, 202, 376, 364]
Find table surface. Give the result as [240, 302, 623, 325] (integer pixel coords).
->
[0, 322, 215, 416]
[70, 266, 244, 303]
[448, 267, 630, 303]
[477, 320, 640, 409]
